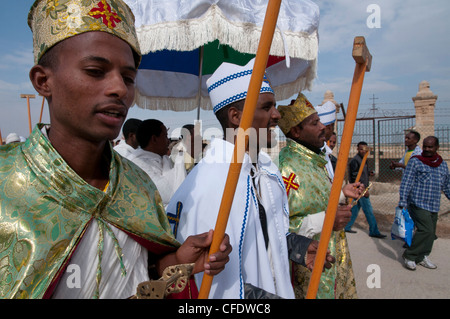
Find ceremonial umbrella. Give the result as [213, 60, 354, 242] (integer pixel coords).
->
[123, 0, 320, 118]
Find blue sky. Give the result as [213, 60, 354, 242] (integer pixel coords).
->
[1, 0, 449, 140]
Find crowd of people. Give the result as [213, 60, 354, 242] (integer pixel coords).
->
[1, 0, 449, 299]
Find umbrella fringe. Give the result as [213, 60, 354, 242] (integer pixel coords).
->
[136, 4, 318, 61]
[133, 92, 213, 111]
[273, 58, 317, 99]
[133, 59, 316, 112]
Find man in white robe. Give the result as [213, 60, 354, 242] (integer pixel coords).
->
[167, 59, 334, 299]
[128, 119, 186, 207]
[113, 118, 142, 159]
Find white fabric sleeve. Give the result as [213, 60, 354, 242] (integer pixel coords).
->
[297, 191, 347, 238]
[297, 211, 325, 238]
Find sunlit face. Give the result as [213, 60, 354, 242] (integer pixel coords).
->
[328, 134, 337, 150]
[233, 93, 280, 150]
[298, 113, 326, 149]
[252, 93, 280, 149]
[324, 123, 335, 140]
[41, 32, 137, 143]
[422, 137, 439, 157]
[357, 144, 369, 157]
[405, 132, 418, 147]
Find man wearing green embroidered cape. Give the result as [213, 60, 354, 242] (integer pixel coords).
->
[278, 93, 360, 299]
[0, 0, 231, 299]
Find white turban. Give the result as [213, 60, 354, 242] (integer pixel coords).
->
[206, 58, 274, 113]
[5, 133, 21, 144]
[315, 101, 336, 126]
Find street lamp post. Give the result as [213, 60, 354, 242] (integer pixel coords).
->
[20, 94, 36, 134]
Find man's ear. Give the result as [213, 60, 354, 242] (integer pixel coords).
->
[289, 125, 301, 140]
[29, 65, 52, 98]
[150, 134, 158, 145]
[228, 106, 242, 128]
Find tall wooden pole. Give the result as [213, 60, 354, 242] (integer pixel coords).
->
[348, 146, 369, 205]
[306, 36, 372, 299]
[39, 95, 45, 123]
[197, 0, 282, 299]
[20, 94, 36, 134]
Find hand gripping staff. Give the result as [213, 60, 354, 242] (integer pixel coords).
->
[306, 36, 372, 299]
[197, 0, 282, 299]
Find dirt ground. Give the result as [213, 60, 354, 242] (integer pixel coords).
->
[354, 182, 450, 239]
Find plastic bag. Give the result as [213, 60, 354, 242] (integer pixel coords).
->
[391, 206, 414, 246]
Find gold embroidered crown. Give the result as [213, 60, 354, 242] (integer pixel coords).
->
[28, 0, 141, 65]
[278, 93, 317, 135]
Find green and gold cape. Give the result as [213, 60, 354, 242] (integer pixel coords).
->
[0, 125, 179, 299]
[279, 139, 357, 299]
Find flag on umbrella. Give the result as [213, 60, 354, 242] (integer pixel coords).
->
[136, 40, 315, 111]
[125, 0, 319, 112]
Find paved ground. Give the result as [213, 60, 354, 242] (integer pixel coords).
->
[346, 219, 450, 299]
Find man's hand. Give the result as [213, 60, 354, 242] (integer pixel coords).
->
[333, 204, 352, 231]
[175, 230, 232, 275]
[342, 182, 364, 199]
[389, 161, 395, 169]
[305, 240, 335, 272]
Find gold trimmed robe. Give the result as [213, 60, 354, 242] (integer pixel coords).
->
[0, 125, 179, 299]
[279, 139, 357, 299]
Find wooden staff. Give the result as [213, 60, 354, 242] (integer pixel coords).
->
[351, 182, 372, 207]
[348, 145, 370, 205]
[306, 36, 372, 299]
[20, 94, 36, 134]
[197, 0, 282, 299]
[39, 95, 45, 123]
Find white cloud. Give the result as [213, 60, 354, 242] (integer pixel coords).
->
[307, 0, 450, 110]
[0, 79, 34, 94]
[373, 1, 450, 75]
[315, 0, 372, 53]
[424, 77, 450, 101]
[312, 76, 351, 94]
[363, 79, 401, 93]
[0, 79, 21, 91]
[316, 0, 450, 75]
[0, 49, 33, 70]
